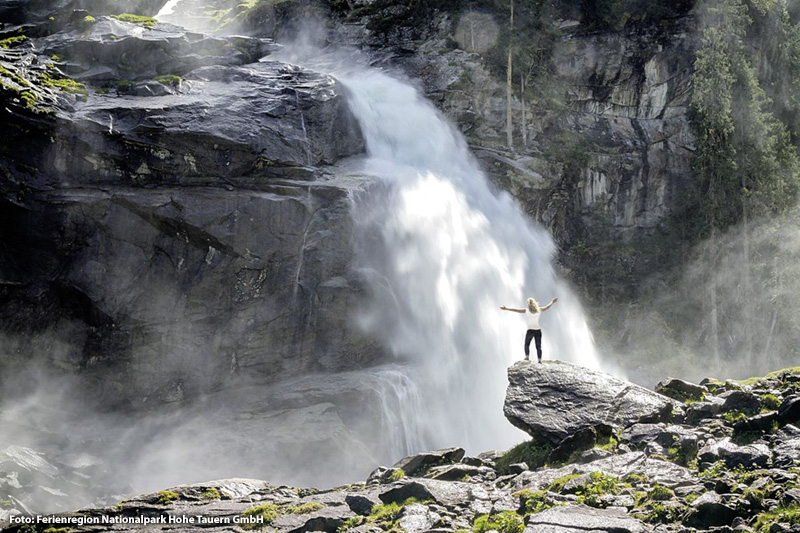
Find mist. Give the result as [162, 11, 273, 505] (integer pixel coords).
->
[599, 212, 800, 387]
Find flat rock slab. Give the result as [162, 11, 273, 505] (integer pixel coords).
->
[525, 504, 651, 533]
[504, 361, 675, 444]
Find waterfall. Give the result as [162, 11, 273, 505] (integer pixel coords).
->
[337, 68, 602, 455]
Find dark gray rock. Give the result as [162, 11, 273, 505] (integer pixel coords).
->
[548, 426, 601, 464]
[773, 437, 800, 467]
[426, 464, 482, 482]
[698, 438, 771, 468]
[578, 448, 613, 463]
[392, 448, 465, 477]
[779, 397, 800, 426]
[345, 493, 380, 515]
[525, 504, 651, 532]
[504, 361, 675, 445]
[398, 503, 440, 533]
[685, 491, 741, 528]
[655, 378, 706, 401]
[686, 396, 725, 425]
[720, 390, 762, 414]
[734, 412, 779, 434]
[379, 479, 470, 509]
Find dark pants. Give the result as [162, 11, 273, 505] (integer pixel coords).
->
[525, 329, 542, 360]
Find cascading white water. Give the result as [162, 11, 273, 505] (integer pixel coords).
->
[338, 68, 602, 455]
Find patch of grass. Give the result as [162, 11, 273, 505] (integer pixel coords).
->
[0, 35, 27, 49]
[496, 440, 555, 473]
[20, 90, 37, 110]
[40, 73, 88, 100]
[285, 502, 324, 514]
[722, 410, 748, 425]
[738, 367, 800, 387]
[241, 503, 278, 530]
[201, 487, 222, 500]
[574, 472, 625, 508]
[472, 511, 524, 533]
[753, 504, 800, 532]
[514, 489, 558, 515]
[684, 492, 701, 504]
[647, 484, 675, 501]
[337, 515, 365, 533]
[623, 473, 648, 485]
[79, 15, 96, 29]
[366, 498, 427, 530]
[700, 460, 728, 478]
[368, 501, 401, 530]
[641, 502, 683, 524]
[595, 432, 618, 452]
[388, 468, 405, 482]
[667, 445, 696, 467]
[154, 74, 182, 86]
[112, 13, 156, 27]
[157, 490, 179, 504]
[547, 473, 581, 494]
[761, 393, 782, 410]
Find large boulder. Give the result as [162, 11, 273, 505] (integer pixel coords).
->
[504, 361, 675, 444]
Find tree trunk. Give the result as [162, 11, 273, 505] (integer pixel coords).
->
[506, 0, 514, 150]
[520, 72, 527, 147]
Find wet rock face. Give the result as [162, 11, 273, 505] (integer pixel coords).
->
[503, 360, 675, 445]
[0, 17, 369, 407]
[329, 14, 698, 243]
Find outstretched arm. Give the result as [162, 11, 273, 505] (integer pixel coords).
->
[500, 305, 526, 313]
[541, 297, 559, 311]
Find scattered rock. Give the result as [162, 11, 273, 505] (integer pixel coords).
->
[656, 378, 706, 401]
[392, 448, 466, 477]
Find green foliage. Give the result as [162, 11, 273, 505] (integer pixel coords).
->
[547, 473, 580, 494]
[285, 502, 324, 514]
[700, 460, 729, 478]
[201, 487, 222, 500]
[754, 504, 800, 532]
[574, 472, 625, 508]
[647, 484, 675, 501]
[337, 515, 365, 533]
[112, 13, 156, 27]
[722, 410, 749, 425]
[496, 440, 554, 474]
[623, 473, 648, 485]
[0, 35, 27, 49]
[241, 503, 278, 530]
[156, 490, 179, 504]
[472, 511, 524, 533]
[641, 502, 683, 524]
[688, 0, 800, 241]
[40, 73, 88, 100]
[514, 489, 557, 515]
[154, 74, 182, 87]
[388, 468, 405, 482]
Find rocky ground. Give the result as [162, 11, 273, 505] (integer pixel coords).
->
[5, 361, 800, 532]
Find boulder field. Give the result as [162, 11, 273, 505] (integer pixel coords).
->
[5, 362, 800, 532]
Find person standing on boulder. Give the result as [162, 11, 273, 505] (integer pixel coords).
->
[500, 297, 558, 363]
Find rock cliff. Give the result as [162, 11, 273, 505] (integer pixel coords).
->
[0, 11, 376, 407]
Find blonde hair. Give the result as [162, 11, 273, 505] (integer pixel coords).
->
[527, 298, 540, 313]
